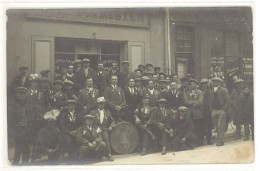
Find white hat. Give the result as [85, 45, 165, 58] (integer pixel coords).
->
[43, 109, 60, 120]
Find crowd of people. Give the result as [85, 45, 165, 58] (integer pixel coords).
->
[7, 59, 254, 165]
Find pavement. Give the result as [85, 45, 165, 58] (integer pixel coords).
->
[7, 124, 254, 165]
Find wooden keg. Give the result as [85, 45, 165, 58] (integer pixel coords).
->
[110, 122, 139, 155]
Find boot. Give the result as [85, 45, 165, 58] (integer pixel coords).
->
[161, 146, 166, 155]
[107, 155, 114, 162]
[140, 148, 148, 156]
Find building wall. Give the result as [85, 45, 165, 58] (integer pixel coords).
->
[6, 9, 166, 85]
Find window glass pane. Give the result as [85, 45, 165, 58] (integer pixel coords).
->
[176, 26, 193, 53]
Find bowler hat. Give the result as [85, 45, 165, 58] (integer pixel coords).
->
[97, 97, 106, 103]
[14, 87, 27, 93]
[158, 98, 167, 103]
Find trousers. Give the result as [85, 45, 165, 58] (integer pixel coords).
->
[212, 109, 226, 143]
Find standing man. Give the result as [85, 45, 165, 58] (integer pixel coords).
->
[179, 77, 189, 95]
[166, 81, 184, 110]
[143, 80, 161, 107]
[66, 65, 75, 83]
[152, 98, 174, 155]
[104, 75, 126, 122]
[10, 87, 31, 165]
[119, 61, 136, 88]
[124, 78, 140, 122]
[184, 79, 204, 146]
[109, 62, 120, 83]
[158, 80, 168, 99]
[134, 97, 155, 156]
[134, 69, 142, 78]
[200, 78, 213, 145]
[74, 58, 97, 91]
[9, 66, 30, 94]
[97, 63, 110, 96]
[48, 80, 68, 110]
[90, 97, 115, 161]
[78, 77, 100, 115]
[230, 79, 244, 140]
[154, 67, 161, 76]
[210, 78, 230, 146]
[72, 59, 82, 73]
[55, 62, 69, 82]
[57, 100, 83, 164]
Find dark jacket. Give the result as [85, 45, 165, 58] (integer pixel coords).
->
[209, 87, 230, 113]
[175, 116, 196, 138]
[97, 71, 110, 96]
[166, 89, 184, 109]
[75, 125, 102, 147]
[143, 89, 161, 107]
[9, 75, 30, 94]
[133, 106, 155, 125]
[48, 91, 68, 110]
[74, 68, 97, 91]
[78, 87, 100, 114]
[240, 92, 254, 124]
[119, 70, 136, 88]
[230, 88, 243, 123]
[104, 85, 126, 110]
[124, 86, 141, 113]
[184, 89, 204, 120]
[90, 109, 115, 130]
[26, 89, 45, 121]
[151, 107, 173, 131]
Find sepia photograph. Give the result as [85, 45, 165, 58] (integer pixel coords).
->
[5, 6, 254, 166]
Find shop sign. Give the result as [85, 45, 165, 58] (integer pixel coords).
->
[102, 58, 119, 72]
[25, 9, 150, 28]
[242, 57, 253, 76]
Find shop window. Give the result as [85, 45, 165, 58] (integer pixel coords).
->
[176, 26, 193, 53]
[101, 43, 121, 71]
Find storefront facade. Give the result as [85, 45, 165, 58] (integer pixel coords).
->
[7, 8, 253, 89]
[7, 8, 167, 85]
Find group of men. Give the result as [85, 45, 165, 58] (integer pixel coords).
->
[8, 59, 254, 165]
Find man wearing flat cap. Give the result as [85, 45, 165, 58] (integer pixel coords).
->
[166, 81, 184, 110]
[57, 99, 83, 164]
[230, 79, 244, 140]
[9, 66, 30, 95]
[74, 58, 97, 92]
[200, 78, 214, 145]
[171, 106, 198, 151]
[62, 80, 78, 102]
[90, 97, 115, 161]
[152, 98, 174, 155]
[66, 65, 75, 83]
[31, 109, 63, 164]
[138, 64, 146, 75]
[75, 115, 106, 163]
[119, 61, 136, 89]
[184, 78, 204, 146]
[210, 77, 230, 146]
[108, 62, 120, 83]
[48, 80, 68, 110]
[9, 87, 31, 165]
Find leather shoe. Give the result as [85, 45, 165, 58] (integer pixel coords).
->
[161, 146, 166, 155]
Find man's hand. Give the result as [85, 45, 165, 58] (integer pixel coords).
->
[115, 105, 121, 111]
[135, 118, 141, 124]
[181, 137, 186, 143]
[88, 142, 95, 149]
[108, 127, 113, 131]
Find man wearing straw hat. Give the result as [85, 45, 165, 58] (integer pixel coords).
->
[90, 97, 115, 161]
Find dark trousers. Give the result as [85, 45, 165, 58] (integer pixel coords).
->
[78, 141, 106, 162]
[13, 127, 31, 165]
[101, 131, 112, 156]
[205, 129, 213, 143]
[193, 118, 204, 145]
[137, 125, 154, 149]
[171, 134, 198, 151]
[62, 134, 78, 163]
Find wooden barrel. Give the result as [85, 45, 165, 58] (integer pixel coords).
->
[110, 122, 139, 155]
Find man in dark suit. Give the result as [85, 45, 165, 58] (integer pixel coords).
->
[184, 79, 204, 146]
[158, 80, 168, 99]
[104, 75, 127, 122]
[143, 80, 161, 107]
[55, 62, 69, 83]
[119, 61, 136, 88]
[124, 78, 140, 122]
[90, 97, 115, 161]
[48, 80, 68, 110]
[74, 58, 97, 92]
[9, 66, 30, 95]
[108, 62, 120, 84]
[75, 115, 106, 163]
[151, 98, 174, 155]
[166, 81, 184, 110]
[66, 65, 75, 83]
[57, 99, 83, 164]
[97, 63, 110, 96]
[78, 77, 100, 115]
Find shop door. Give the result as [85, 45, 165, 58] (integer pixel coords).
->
[176, 58, 188, 78]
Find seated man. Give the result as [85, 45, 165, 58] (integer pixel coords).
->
[134, 96, 156, 156]
[151, 98, 174, 155]
[75, 115, 106, 163]
[90, 97, 115, 161]
[171, 106, 198, 151]
[31, 109, 63, 164]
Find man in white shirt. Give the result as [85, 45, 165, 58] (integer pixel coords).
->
[90, 97, 115, 161]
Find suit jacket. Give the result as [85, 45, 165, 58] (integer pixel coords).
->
[57, 109, 83, 135]
[74, 68, 98, 91]
[184, 89, 204, 120]
[97, 71, 110, 96]
[78, 87, 100, 113]
[143, 89, 161, 107]
[159, 88, 168, 99]
[26, 89, 45, 121]
[48, 91, 68, 110]
[152, 107, 173, 131]
[133, 105, 155, 125]
[104, 85, 126, 110]
[166, 89, 184, 109]
[124, 86, 140, 112]
[75, 125, 102, 147]
[209, 87, 230, 113]
[9, 75, 30, 94]
[119, 70, 136, 88]
[109, 69, 120, 83]
[175, 116, 196, 138]
[90, 109, 115, 130]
